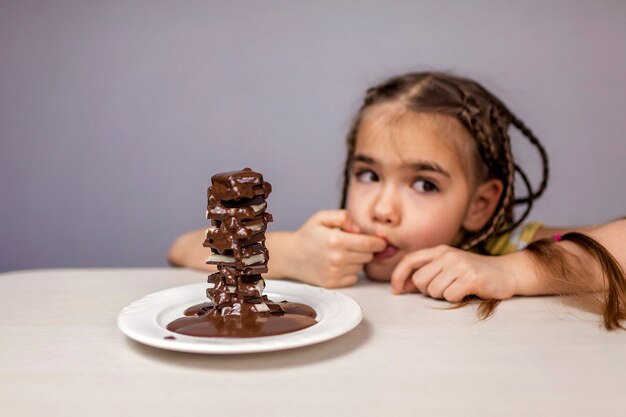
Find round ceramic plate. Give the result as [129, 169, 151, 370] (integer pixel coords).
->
[117, 280, 362, 354]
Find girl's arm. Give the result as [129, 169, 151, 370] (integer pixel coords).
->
[168, 228, 217, 272]
[509, 218, 626, 329]
[390, 218, 626, 330]
[168, 210, 386, 288]
[514, 218, 626, 295]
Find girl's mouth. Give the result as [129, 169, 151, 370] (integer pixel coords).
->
[374, 238, 399, 260]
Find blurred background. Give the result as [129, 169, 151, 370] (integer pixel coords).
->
[1, 1, 625, 272]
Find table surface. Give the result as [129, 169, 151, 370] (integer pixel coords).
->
[1, 268, 625, 417]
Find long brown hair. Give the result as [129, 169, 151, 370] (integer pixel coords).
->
[339, 72, 548, 251]
[525, 233, 626, 330]
[468, 231, 626, 330]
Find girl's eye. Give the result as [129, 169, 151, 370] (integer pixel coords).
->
[355, 169, 379, 183]
[413, 179, 439, 193]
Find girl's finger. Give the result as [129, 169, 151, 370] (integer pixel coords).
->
[339, 232, 387, 253]
[339, 263, 366, 276]
[343, 251, 374, 265]
[342, 215, 361, 234]
[391, 246, 449, 293]
[333, 274, 359, 288]
[402, 278, 418, 294]
[410, 259, 443, 294]
[442, 280, 470, 303]
[315, 210, 350, 228]
[425, 270, 458, 300]
[391, 254, 430, 293]
[326, 250, 371, 271]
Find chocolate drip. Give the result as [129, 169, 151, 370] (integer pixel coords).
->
[167, 168, 317, 338]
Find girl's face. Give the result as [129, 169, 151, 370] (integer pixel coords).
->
[346, 104, 479, 281]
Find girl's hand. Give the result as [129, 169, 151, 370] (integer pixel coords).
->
[285, 210, 387, 288]
[390, 245, 520, 302]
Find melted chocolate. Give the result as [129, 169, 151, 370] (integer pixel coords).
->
[167, 168, 317, 338]
[167, 301, 317, 338]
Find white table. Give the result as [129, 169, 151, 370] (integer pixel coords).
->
[1, 268, 624, 417]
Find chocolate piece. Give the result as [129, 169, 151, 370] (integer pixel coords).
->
[167, 168, 317, 338]
[209, 169, 272, 201]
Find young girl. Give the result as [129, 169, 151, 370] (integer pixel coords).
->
[169, 72, 626, 330]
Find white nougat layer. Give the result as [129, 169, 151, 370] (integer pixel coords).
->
[251, 202, 267, 214]
[206, 201, 266, 220]
[206, 253, 266, 266]
[254, 303, 270, 312]
[243, 253, 266, 265]
[210, 279, 265, 295]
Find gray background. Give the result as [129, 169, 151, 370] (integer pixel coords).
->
[1, 1, 625, 273]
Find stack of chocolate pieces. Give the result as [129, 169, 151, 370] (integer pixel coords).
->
[166, 168, 317, 338]
[203, 168, 282, 315]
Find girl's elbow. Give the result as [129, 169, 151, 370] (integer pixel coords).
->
[167, 243, 183, 267]
[167, 233, 193, 267]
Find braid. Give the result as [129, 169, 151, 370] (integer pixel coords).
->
[507, 112, 550, 203]
[482, 93, 550, 203]
[505, 163, 534, 230]
[457, 95, 517, 250]
[477, 108, 550, 240]
[459, 90, 550, 250]
[340, 112, 363, 209]
[489, 103, 516, 232]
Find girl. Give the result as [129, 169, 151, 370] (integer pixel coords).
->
[169, 72, 626, 330]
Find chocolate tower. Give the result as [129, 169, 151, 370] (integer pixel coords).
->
[166, 168, 317, 338]
[203, 168, 283, 315]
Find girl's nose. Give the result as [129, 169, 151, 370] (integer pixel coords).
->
[371, 185, 400, 226]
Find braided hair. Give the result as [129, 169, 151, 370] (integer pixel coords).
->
[339, 72, 549, 251]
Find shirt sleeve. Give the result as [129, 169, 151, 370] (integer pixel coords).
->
[483, 222, 544, 255]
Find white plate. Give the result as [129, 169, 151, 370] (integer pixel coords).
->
[117, 280, 362, 354]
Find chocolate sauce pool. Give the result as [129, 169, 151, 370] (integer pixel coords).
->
[166, 301, 317, 338]
[166, 168, 317, 338]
